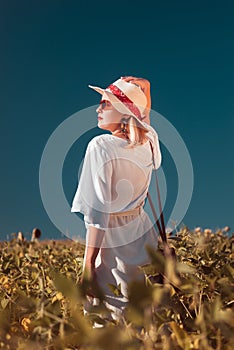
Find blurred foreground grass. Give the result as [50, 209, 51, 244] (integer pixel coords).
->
[0, 227, 233, 350]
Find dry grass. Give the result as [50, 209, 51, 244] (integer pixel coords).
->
[0, 226, 233, 349]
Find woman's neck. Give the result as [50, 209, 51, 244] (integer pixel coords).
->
[112, 130, 129, 140]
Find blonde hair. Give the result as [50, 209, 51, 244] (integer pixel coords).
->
[122, 116, 149, 148]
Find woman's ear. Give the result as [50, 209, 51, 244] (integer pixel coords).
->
[121, 115, 130, 123]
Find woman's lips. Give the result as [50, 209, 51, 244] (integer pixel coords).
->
[98, 117, 103, 121]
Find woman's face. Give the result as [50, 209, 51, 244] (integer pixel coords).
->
[96, 99, 123, 132]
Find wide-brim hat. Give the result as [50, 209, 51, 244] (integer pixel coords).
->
[88, 78, 149, 130]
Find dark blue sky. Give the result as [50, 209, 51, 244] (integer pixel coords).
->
[1, 0, 233, 240]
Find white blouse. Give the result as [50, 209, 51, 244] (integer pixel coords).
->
[71, 126, 161, 230]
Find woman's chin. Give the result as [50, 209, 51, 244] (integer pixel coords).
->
[97, 123, 104, 130]
[98, 122, 109, 130]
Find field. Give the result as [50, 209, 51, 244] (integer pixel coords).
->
[0, 227, 233, 350]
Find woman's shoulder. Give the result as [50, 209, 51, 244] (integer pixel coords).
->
[88, 133, 114, 145]
[87, 134, 117, 153]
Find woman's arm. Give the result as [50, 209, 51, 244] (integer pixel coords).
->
[82, 226, 105, 279]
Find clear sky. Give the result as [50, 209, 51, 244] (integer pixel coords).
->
[1, 0, 233, 240]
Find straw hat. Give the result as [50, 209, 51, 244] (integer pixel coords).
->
[89, 78, 148, 126]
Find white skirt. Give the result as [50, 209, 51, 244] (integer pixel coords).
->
[83, 210, 158, 321]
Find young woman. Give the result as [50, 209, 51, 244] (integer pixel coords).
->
[71, 76, 161, 321]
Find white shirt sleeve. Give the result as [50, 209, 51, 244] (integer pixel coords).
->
[146, 125, 162, 170]
[71, 137, 112, 230]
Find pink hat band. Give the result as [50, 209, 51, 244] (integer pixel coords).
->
[106, 83, 143, 120]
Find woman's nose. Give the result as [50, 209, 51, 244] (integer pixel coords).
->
[96, 105, 101, 113]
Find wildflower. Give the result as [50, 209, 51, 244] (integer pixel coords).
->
[204, 228, 212, 235]
[21, 318, 31, 332]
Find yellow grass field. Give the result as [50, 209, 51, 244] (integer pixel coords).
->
[0, 227, 233, 350]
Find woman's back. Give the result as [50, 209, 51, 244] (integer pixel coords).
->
[91, 134, 153, 213]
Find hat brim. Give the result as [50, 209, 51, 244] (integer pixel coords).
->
[88, 85, 105, 95]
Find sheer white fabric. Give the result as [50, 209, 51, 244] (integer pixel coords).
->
[71, 127, 161, 318]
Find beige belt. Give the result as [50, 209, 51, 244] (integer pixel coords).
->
[110, 201, 144, 217]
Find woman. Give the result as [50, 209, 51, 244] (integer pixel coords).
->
[71, 76, 161, 322]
